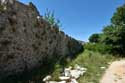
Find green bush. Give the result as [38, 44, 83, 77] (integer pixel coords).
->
[84, 43, 112, 54]
[0, 5, 4, 12]
[88, 4, 125, 56]
[44, 9, 61, 28]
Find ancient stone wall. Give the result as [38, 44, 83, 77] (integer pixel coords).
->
[0, 0, 83, 79]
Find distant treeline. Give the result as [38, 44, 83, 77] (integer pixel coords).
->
[85, 4, 125, 56]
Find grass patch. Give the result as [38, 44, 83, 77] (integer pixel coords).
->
[50, 50, 119, 83]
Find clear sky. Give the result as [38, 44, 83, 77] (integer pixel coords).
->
[20, 0, 124, 41]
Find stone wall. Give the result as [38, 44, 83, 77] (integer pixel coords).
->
[0, 0, 83, 79]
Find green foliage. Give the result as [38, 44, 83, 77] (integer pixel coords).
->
[111, 4, 125, 25]
[71, 50, 117, 83]
[102, 25, 116, 44]
[84, 43, 112, 54]
[101, 23, 125, 55]
[44, 9, 61, 27]
[89, 33, 100, 43]
[0, 5, 4, 12]
[88, 4, 125, 56]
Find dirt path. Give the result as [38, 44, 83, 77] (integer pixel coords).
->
[100, 60, 125, 83]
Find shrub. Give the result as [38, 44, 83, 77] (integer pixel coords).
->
[84, 43, 112, 54]
[43, 9, 61, 28]
[0, 5, 4, 12]
[88, 4, 125, 56]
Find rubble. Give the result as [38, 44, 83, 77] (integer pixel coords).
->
[43, 64, 87, 83]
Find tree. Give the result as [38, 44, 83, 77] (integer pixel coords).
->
[102, 25, 115, 44]
[103, 4, 125, 55]
[89, 33, 100, 43]
[88, 4, 125, 55]
[111, 4, 125, 25]
[102, 25, 125, 55]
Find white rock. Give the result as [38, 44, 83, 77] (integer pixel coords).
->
[79, 70, 86, 76]
[70, 78, 79, 83]
[48, 81, 66, 83]
[100, 67, 106, 69]
[74, 64, 81, 70]
[68, 66, 73, 70]
[107, 62, 112, 65]
[80, 67, 87, 71]
[70, 70, 81, 79]
[43, 65, 86, 83]
[3, 6, 7, 10]
[37, 16, 40, 20]
[59, 76, 70, 81]
[64, 68, 71, 77]
[43, 75, 52, 82]
[58, 81, 66, 83]
[48, 81, 58, 83]
[74, 64, 87, 71]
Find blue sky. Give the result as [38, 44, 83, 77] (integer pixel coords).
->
[20, 0, 124, 41]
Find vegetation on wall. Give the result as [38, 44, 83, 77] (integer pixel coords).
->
[0, 5, 4, 12]
[43, 9, 61, 28]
